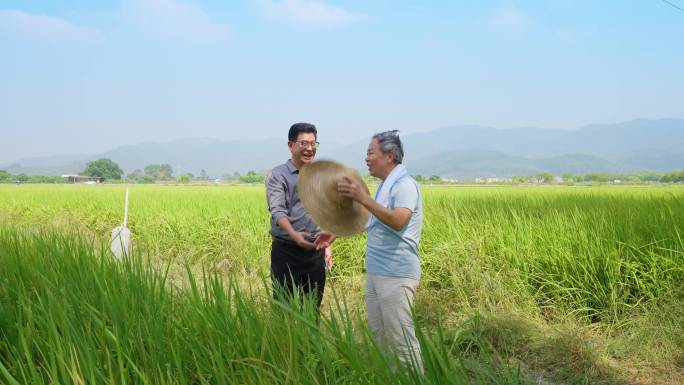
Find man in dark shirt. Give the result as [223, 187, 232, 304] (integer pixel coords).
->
[265, 122, 334, 309]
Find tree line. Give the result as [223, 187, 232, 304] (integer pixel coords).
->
[0, 171, 66, 184]
[3, 157, 683, 184]
[512, 171, 684, 184]
[71, 158, 267, 184]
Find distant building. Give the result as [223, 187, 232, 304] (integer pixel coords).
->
[486, 177, 513, 184]
[62, 174, 105, 184]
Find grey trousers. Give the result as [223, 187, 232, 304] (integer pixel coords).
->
[366, 274, 423, 372]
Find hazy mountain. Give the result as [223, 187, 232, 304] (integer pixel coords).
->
[402, 118, 684, 160]
[2, 137, 339, 178]
[3, 118, 683, 179]
[97, 138, 289, 176]
[410, 150, 623, 179]
[0, 161, 88, 177]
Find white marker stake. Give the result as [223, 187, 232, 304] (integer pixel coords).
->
[110, 188, 131, 260]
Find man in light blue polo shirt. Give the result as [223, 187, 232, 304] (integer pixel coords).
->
[336, 130, 423, 372]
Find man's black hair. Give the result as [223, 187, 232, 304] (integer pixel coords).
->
[288, 122, 317, 142]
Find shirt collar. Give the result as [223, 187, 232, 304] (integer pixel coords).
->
[286, 159, 299, 174]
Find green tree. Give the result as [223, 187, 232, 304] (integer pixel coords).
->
[199, 169, 209, 180]
[144, 164, 173, 180]
[584, 172, 609, 183]
[127, 169, 145, 181]
[239, 170, 265, 184]
[15, 173, 30, 183]
[677, 170, 684, 182]
[83, 158, 123, 180]
[428, 175, 442, 183]
[413, 174, 425, 183]
[29, 175, 50, 183]
[511, 175, 525, 184]
[634, 171, 660, 182]
[177, 173, 193, 184]
[661, 170, 684, 183]
[0, 170, 11, 183]
[561, 172, 574, 185]
[535, 172, 555, 184]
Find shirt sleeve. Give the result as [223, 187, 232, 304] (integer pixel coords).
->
[265, 170, 289, 222]
[390, 179, 419, 213]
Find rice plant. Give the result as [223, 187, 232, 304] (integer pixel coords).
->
[1, 184, 682, 383]
[0, 229, 524, 385]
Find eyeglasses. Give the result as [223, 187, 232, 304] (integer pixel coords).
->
[293, 140, 320, 149]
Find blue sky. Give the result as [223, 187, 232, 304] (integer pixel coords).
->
[2, 0, 683, 162]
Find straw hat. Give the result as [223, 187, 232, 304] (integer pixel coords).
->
[299, 160, 371, 237]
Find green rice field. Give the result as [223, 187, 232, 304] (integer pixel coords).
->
[0, 184, 682, 384]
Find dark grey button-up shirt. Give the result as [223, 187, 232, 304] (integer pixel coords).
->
[266, 159, 320, 242]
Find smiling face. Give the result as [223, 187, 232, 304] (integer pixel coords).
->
[288, 132, 317, 169]
[365, 138, 395, 180]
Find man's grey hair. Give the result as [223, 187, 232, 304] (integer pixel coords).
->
[372, 130, 404, 164]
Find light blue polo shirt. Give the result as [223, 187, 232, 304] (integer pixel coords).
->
[365, 176, 423, 280]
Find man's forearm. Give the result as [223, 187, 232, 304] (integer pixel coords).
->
[276, 217, 300, 240]
[358, 195, 410, 231]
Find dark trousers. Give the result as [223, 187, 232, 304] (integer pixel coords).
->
[271, 239, 326, 309]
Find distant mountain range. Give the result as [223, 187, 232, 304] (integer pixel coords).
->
[3, 118, 683, 179]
